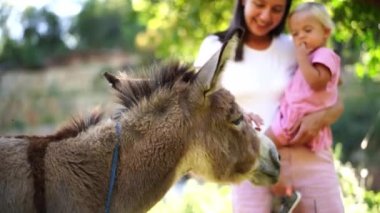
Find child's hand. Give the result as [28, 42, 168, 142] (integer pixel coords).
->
[244, 112, 264, 131]
[295, 42, 309, 63]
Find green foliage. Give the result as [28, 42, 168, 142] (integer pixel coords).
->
[365, 191, 380, 212]
[334, 143, 369, 212]
[332, 77, 380, 164]
[132, 0, 232, 61]
[70, 0, 144, 52]
[320, 0, 380, 80]
[334, 143, 380, 212]
[0, 0, 144, 69]
[0, 6, 68, 69]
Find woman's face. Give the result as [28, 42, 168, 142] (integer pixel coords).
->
[242, 0, 287, 37]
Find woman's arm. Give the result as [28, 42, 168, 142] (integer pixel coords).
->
[289, 97, 344, 145]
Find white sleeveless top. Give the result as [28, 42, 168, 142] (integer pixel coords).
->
[194, 34, 297, 130]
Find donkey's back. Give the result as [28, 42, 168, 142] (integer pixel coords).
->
[0, 137, 35, 212]
[0, 131, 111, 213]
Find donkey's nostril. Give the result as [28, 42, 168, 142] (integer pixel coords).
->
[278, 154, 281, 161]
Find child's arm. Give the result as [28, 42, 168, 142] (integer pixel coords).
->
[245, 113, 286, 148]
[296, 43, 332, 91]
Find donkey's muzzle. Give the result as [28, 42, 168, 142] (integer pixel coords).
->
[250, 133, 280, 185]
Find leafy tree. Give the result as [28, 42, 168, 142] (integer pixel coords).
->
[0, 6, 68, 69]
[70, 0, 144, 52]
[132, 0, 232, 61]
[321, 0, 380, 79]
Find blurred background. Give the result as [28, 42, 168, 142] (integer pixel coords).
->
[0, 0, 379, 212]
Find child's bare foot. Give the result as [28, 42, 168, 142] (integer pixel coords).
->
[271, 182, 293, 197]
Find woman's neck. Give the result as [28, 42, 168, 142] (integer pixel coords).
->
[244, 34, 273, 50]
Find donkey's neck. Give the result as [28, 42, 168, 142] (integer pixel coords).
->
[43, 119, 120, 211]
[113, 119, 188, 212]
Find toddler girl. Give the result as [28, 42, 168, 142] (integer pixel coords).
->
[266, 2, 341, 212]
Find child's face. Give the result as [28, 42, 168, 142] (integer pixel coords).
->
[288, 11, 330, 53]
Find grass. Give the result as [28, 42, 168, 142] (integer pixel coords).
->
[0, 62, 117, 135]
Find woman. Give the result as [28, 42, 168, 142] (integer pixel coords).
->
[194, 0, 344, 212]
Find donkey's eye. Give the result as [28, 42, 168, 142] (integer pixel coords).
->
[231, 115, 244, 126]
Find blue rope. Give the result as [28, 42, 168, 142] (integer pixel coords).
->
[105, 122, 121, 213]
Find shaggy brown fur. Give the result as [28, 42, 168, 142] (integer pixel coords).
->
[14, 110, 104, 213]
[0, 30, 280, 213]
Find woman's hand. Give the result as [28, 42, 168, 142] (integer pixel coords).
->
[289, 97, 344, 145]
[289, 110, 325, 145]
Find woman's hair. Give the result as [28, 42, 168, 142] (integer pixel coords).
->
[289, 2, 334, 31]
[215, 0, 293, 61]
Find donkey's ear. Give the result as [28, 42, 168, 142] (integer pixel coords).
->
[104, 72, 123, 93]
[196, 28, 242, 95]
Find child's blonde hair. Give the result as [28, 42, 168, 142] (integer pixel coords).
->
[289, 2, 334, 31]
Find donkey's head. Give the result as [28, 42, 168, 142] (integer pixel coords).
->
[181, 29, 280, 185]
[104, 29, 280, 186]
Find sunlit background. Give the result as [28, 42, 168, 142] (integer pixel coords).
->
[0, 0, 380, 212]
[4, 0, 83, 40]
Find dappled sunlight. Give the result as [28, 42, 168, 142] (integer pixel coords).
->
[131, 0, 149, 12]
[149, 179, 232, 213]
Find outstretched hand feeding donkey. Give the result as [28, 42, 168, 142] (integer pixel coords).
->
[0, 29, 280, 213]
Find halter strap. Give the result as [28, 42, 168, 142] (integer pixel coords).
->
[105, 122, 121, 213]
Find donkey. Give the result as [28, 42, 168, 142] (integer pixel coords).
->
[0, 30, 280, 213]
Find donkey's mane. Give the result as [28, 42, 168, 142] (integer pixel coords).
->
[116, 61, 197, 110]
[53, 109, 104, 140]
[15, 109, 104, 141]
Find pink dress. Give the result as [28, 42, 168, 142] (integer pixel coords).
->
[271, 47, 341, 151]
